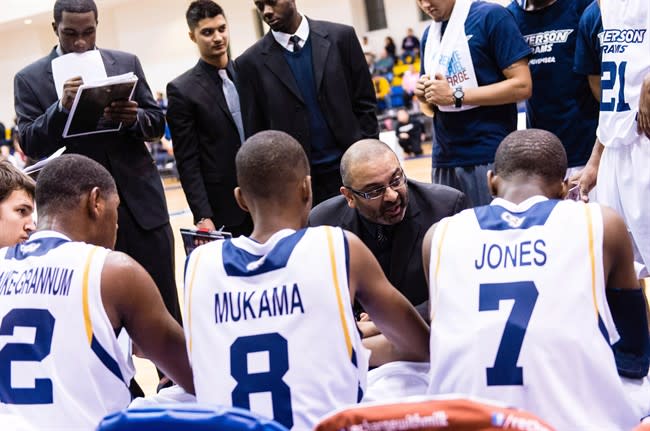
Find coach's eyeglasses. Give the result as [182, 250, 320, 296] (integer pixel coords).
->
[345, 170, 407, 200]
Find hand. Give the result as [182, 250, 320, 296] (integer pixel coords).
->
[195, 218, 216, 246]
[424, 73, 453, 106]
[414, 74, 430, 103]
[637, 74, 650, 139]
[568, 164, 598, 203]
[357, 319, 381, 339]
[104, 100, 139, 127]
[61, 76, 84, 111]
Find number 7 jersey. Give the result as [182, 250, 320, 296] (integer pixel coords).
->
[184, 226, 368, 430]
[427, 197, 638, 429]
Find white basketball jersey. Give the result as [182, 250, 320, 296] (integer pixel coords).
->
[0, 231, 133, 431]
[427, 197, 639, 429]
[597, 0, 650, 148]
[184, 226, 368, 430]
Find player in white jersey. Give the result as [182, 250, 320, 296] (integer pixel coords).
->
[0, 154, 194, 430]
[423, 129, 650, 429]
[0, 161, 35, 248]
[184, 130, 429, 430]
[571, 0, 650, 277]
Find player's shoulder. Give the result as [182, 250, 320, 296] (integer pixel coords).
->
[472, 0, 511, 18]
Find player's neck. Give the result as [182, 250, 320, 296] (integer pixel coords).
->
[202, 53, 228, 69]
[524, 0, 556, 11]
[498, 184, 552, 205]
[248, 209, 306, 244]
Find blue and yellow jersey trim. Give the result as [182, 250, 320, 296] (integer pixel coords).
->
[82, 247, 125, 383]
[185, 247, 204, 355]
[431, 219, 451, 323]
[325, 226, 354, 360]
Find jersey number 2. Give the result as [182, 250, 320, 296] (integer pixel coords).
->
[479, 281, 538, 386]
[601, 61, 631, 112]
[230, 333, 293, 428]
[0, 308, 55, 404]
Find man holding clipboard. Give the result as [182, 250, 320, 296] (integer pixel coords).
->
[13, 0, 182, 388]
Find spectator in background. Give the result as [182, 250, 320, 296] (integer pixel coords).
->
[395, 108, 423, 156]
[373, 48, 395, 76]
[401, 64, 420, 109]
[237, 0, 378, 206]
[384, 36, 397, 62]
[415, 0, 532, 207]
[0, 160, 35, 247]
[361, 35, 377, 58]
[508, 0, 598, 179]
[373, 73, 392, 113]
[401, 28, 420, 63]
[167, 0, 252, 237]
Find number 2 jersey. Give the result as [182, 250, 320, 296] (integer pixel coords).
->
[427, 197, 638, 429]
[0, 231, 133, 430]
[597, 0, 650, 148]
[184, 226, 368, 430]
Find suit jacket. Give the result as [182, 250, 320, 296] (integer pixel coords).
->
[166, 60, 248, 228]
[236, 18, 378, 160]
[14, 47, 168, 230]
[308, 180, 467, 307]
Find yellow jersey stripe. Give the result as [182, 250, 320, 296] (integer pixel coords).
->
[82, 247, 100, 344]
[584, 204, 598, 317]
[326, 226, 353, 358]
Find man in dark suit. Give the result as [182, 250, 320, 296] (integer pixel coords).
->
[14, 1, 180, 326]
[166, 0, 252, 236]
[309, 139, 467, 318]
[237, 0, 378, 205]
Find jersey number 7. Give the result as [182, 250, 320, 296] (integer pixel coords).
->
[479, 281, 539, 386]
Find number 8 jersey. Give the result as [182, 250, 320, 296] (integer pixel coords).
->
[426, 197, 638, 430]
[598, 0, 650, 148]
[0, 231, 133, 430]
[184, 226, 368, 430]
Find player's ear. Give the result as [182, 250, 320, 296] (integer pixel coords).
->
[87, 187, 102, 219]
[234, 187, 250, 213]
[340, 186, 356, 209]
[487, 170, 498, 198]
[302, 176, 312, 204]
[52, 21, 58, 37]
[189, 29, 197, 43]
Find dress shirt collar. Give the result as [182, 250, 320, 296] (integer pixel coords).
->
[271, 14, 310, 51]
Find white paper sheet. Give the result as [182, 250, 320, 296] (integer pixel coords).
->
[51, 50, 107, 99]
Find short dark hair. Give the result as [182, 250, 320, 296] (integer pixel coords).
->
[53, 0, 98, 24]
[36, 154, 116, 218]
[186, 0, 224, 31]
[494, 129, 567, 183]
[0, 161, 35, 203]
[340, 139, 395, 187]
[236, 130, 309, 200]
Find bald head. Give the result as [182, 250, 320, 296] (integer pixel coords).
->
[494, 129, 567, 184]
[340, 139, 396, 187]
[236, 130, 309, 201]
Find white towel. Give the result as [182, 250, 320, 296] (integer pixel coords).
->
[423, 0, 478, 112]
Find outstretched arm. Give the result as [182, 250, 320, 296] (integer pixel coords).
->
[347, 232, 429, 365]
[102, 251, 194, 393]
